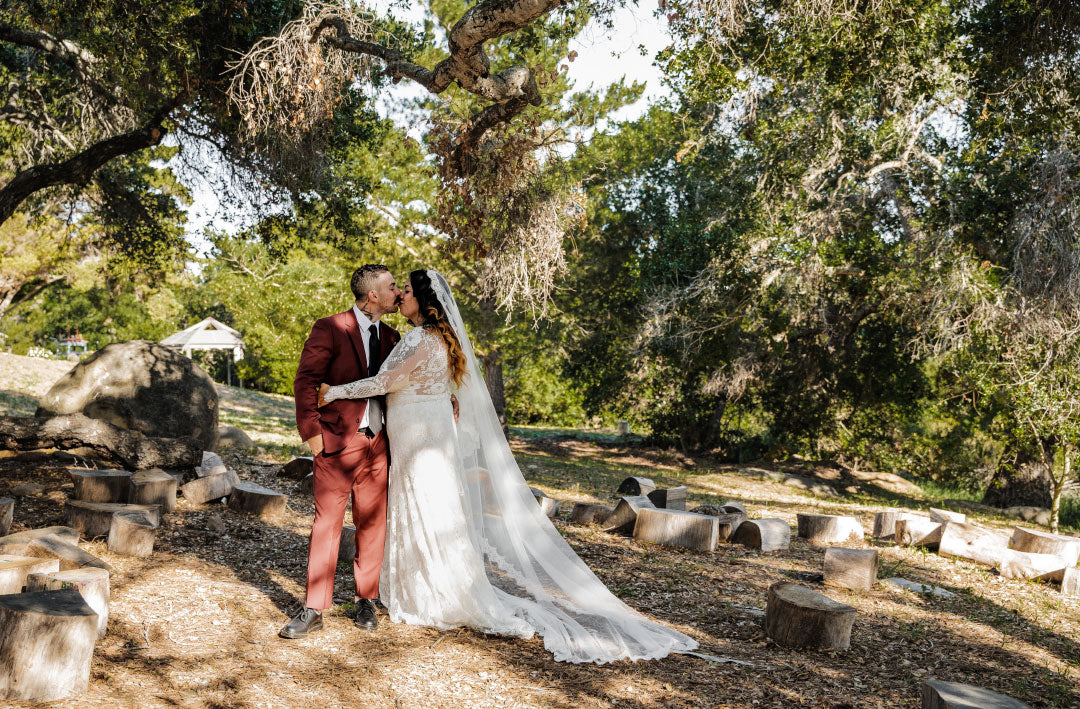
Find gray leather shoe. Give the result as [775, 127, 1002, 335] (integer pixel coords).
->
[279, 608, 322, 639]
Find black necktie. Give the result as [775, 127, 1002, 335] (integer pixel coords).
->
[368, 324, 381, 375]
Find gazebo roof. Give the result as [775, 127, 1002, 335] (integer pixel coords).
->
[161, 317, 244, 353]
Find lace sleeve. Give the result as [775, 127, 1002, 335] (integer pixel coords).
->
[323, 329, 433, 402]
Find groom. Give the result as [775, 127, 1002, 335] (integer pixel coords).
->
[280, 264, 401, 638]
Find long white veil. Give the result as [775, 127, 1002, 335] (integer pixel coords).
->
[427, 270, 698, 663]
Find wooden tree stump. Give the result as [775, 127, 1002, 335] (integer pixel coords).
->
[570, 503, 614, 525]
[107, 513, 156, 558]
[823, 548, 879, 591]
[764, 581, 856, 650]
[280, 456, 314, 480]
[0, 526, 81, 547]
[25, 568, 110, 638]
[797, 514, 865, 546]
[920, 678, 1031, 708]
[929, 508, 966, 524]
[338, 525, 356, 564]
[0, 534, 109, 572]
[63, 501, 160, 539]
[69, 469, 132, 503]
[647, 486, 688, 510]
[1008, 527, 1080, 567]
[938, 521, 1011, 567]
[298, 472, 314, 496]
[616, 477, 656, 496]
[721, 501, 747, 515]
[732, 518, 791, 551]
[198, 451, 227, 476]
[894, 517, 943, 548]
[714, 512, 748, 542]
[0, 555, 60, 594]
[0, 588, 99, 702]
[604, 496, 655, 535]
[632, 508, 719, 552]
[872, 510, 918, 539]
[995, 549, 1068, 581]
[227, 481, 287, 519]
[0, 498, 11, 537]
[129, 469, 177, 513]
[180, 472, 235, 505]
[529, 488, 561, 518]
[1061, 567, 1079, 596]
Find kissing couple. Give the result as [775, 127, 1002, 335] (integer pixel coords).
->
[281, 264, 697, 663]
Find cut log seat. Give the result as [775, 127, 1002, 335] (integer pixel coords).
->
[107, 512, 156, 558]
[63, 501, 160, 539]
[894, 517, 943, 548]
[0, 555, 60, 594]
[797, 514, 865, 546]
[1062, 567, 1079, 597]
[570, 503, 614, 525]
[929, 508, 966, 524]
[616, 476, 656, 496]
[0, 534, 108, 571]
[715, 512, 748, 542]
[279, 456, 313, 480]
[920, 678, 1031, 708]
[0, 498, 12, 537]
[764, 581, 856, 650]
[732, 518, 791, 551]
[0, 589, 99, 702]
[632, 508, 719, 552]
[872, 510, 919, 539]
[1008, 527, 1080, 567]
[646, 486, 688, 510]
[129, 469, 177, 513]
[938, 521, 1011, 567]
[227, 481, 287, 519]
[25, 568, 110, 638]
[180, 472, 235, 505]
[604, 496, 655, 535]
[338, 525, 356, 564]
[529, 488, 561, 518]
[823, 548, 879, 591]
[69, 469, 132, 503]
[198, 451, 227, 476]
[0, 526, 81, 547]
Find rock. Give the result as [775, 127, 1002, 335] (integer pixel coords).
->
[25, 567, 110, 638]
[10, 483, 43, 497]
[280, 456, 314, 480]
[129, 469, 177, 513]
[823, 548, 879, 591]
[69, 469, 132, 503]
[689, 505, 726, 516]
[796, 514, 864, 546]
[205, 514, 225, 534]
[886, 577, 956, 598]
[63, 501, 160, 539]
[938, 521, 1011, 567]
[732, 518, 791, 551]
[0, 499, 11, 537]
[227, 481, 287, 519]
[107, 512, 156, 557]
[646, 486, 688, 510]
[0, 555, 60, 594]
[1003, 506, 1052, 526]
[604, 496, 655, 535]
[616, 477, 656, 497]
[0, 589, 99, 702]
[920, 678, 1031, 708]
[298, 472, 314, 496]
[197, 450, 227, 476]
[569, 502, 614, 525]
[35, 339, 218, 451]
[180, 472, 234, 505]
[632, 508, 719, 552]
[895, 517, 943, 548]
[216, 424, 253, 452]
[1008, 527, 1080, 566]
[929, 508, 966, 524]
[764, 581, 856, 650]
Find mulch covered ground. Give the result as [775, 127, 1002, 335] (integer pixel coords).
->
[1, 435, 1078, 708]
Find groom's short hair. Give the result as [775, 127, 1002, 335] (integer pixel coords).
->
[351, 264, 389, 302]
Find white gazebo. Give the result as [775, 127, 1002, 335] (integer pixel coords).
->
[161, 317, 245, 386]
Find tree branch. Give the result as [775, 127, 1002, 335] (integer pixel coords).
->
[0, 97, 182, 227]
[0, 21, 98, 76]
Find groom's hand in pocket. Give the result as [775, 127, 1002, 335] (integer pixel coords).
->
[306, 434, 324, 457]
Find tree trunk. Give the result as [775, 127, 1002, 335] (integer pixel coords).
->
[1050, 452, 1069, 534]
[982, 445, 1053, 509]
[477, 297, 508, 436]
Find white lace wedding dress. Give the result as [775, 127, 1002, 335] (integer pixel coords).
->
[322, 271, 697, 664]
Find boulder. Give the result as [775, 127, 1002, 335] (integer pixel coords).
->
[35, 339, 218, 451]
[216, 425, 253, 452]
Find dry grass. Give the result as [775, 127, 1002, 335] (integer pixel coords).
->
[0, 354, 1078, 707]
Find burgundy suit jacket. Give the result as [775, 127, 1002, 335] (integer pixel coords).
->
[294, 309, 400, 456]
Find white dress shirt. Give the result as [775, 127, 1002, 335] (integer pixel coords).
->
[351, 304, 381, 431]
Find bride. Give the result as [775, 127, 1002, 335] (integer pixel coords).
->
[318, 269, 697, 664]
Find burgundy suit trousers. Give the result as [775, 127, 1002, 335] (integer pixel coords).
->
[305, 430, 388, 609]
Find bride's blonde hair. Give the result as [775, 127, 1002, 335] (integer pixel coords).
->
[410, 270, 467, 387]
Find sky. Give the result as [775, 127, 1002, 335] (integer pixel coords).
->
[170, 0, 672, 248]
